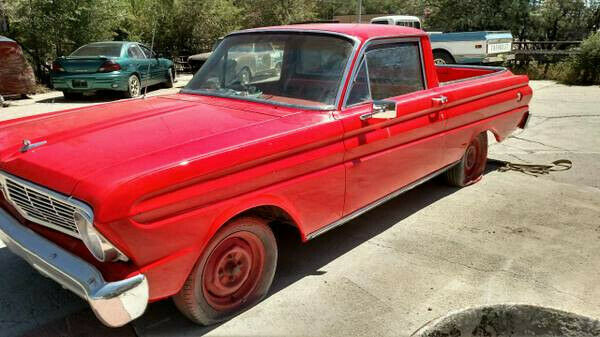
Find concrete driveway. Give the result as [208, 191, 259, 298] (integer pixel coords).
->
[1, 80, 599, 336]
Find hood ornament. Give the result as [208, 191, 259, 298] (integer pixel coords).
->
[20, 139, 47, 153]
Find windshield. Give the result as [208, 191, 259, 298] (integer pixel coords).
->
[70, 43, 122, 57]
[184, 33, 355, 110]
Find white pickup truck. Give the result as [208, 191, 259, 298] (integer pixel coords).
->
[371, 15, 514, 65]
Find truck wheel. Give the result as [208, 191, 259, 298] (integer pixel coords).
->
[123, 74, 141, 98]
[433, 50, 455, 65]
[173, 217, 277, 325]
[446, 132, 488, 187]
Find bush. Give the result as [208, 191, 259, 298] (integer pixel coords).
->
[561, 32, 600, 85]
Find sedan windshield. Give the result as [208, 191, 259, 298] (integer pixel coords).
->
[184, 33, 355, 110]
[70, 43, 123, 57]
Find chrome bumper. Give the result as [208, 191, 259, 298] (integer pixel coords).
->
[483, 53, 515, 63]
[0, 208, 148, 327]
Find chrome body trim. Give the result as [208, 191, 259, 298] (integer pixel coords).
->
[306, 161, 459, 240]
[20, 139, 47, 153]
[0, 171, 91, 239]
[0, 208, 148, 327]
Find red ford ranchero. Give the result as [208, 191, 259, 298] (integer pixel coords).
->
[0, 24, 531, 327]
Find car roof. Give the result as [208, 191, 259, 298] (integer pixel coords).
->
[372, 15, 421, 21]
[86, 41, 129, 45]
[234, 24, 426, 42]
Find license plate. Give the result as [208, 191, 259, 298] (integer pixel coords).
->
[487, 42, 512, 54]
[72, 80, 87, 88]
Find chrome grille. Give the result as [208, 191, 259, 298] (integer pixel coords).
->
[0, 172, 92, 239]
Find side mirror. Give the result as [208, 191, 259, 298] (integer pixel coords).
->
[360, 100, 397, 120]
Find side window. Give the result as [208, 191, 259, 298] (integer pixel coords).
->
[140, 45, 155, 58]
[365, 42, 425, 100]
[346, 60, 371, 106]
[128, 45, 145, 59]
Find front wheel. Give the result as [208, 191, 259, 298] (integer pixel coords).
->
[173, 217, 277, 325]
[163, 67, 175, 88]
[62, 91, 82, 100]
[446, 132, 488, 187]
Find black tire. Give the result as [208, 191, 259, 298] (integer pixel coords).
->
[164, 67, 175, 88]
[62, 91, 82, 100]
[433, 50, 455, 65]
[446, 132, 488, 187]
[123, 74, 141, 98]
[173, 216, 277, 325]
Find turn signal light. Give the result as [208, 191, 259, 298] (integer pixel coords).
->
[74, 211, 128, 262]
[98, 60, 122, 73]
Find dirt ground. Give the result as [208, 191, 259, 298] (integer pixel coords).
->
[1, 79, 599, 337]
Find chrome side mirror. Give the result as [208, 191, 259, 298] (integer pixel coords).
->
[360, 100, 397, 120]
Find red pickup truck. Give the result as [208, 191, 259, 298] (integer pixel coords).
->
[0, 24, 531, 327]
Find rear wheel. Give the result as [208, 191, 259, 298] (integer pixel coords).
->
[446, 132, 488, 187]
[173, 217, 277, 325]
[164, 67, 175, 88]
[433, 50, 455, 65]
[124, 74, 141, 98]
[239, 67, 252, 85]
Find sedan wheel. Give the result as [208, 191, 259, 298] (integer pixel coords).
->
[125, 74, 141, 98]
[164, 68, 175, 88]
[239, 68, 251, 85]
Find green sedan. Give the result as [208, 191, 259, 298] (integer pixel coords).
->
[51, 41, 175, 99]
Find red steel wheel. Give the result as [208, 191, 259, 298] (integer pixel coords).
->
[446, 132, 488, 187]
[202, 231, 264, 311]
[173, 217, 277, 325]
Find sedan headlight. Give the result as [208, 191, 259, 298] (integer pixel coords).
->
[74, 211, 127, 262]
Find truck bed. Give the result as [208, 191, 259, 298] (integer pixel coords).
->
[435, 64, 507, 85]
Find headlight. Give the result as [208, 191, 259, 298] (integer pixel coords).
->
[74, 211, 127, 262]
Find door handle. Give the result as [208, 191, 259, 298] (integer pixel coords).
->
[432, 96, 449, 106]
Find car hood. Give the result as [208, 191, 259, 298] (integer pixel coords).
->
[0, 95, 283, 196]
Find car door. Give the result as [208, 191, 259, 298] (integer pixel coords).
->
[139, 44, 162, 84]
[127, 44, 147, 77]
[337, 39, 447, 215]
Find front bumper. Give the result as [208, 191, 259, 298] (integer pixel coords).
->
[482, 53, 515, 64]
[0, 208, 148, 327]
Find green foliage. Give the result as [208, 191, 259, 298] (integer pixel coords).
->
[561, 32, 600, 85]
[2, 0, 600, 85]
[5, 0, 125, 59]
